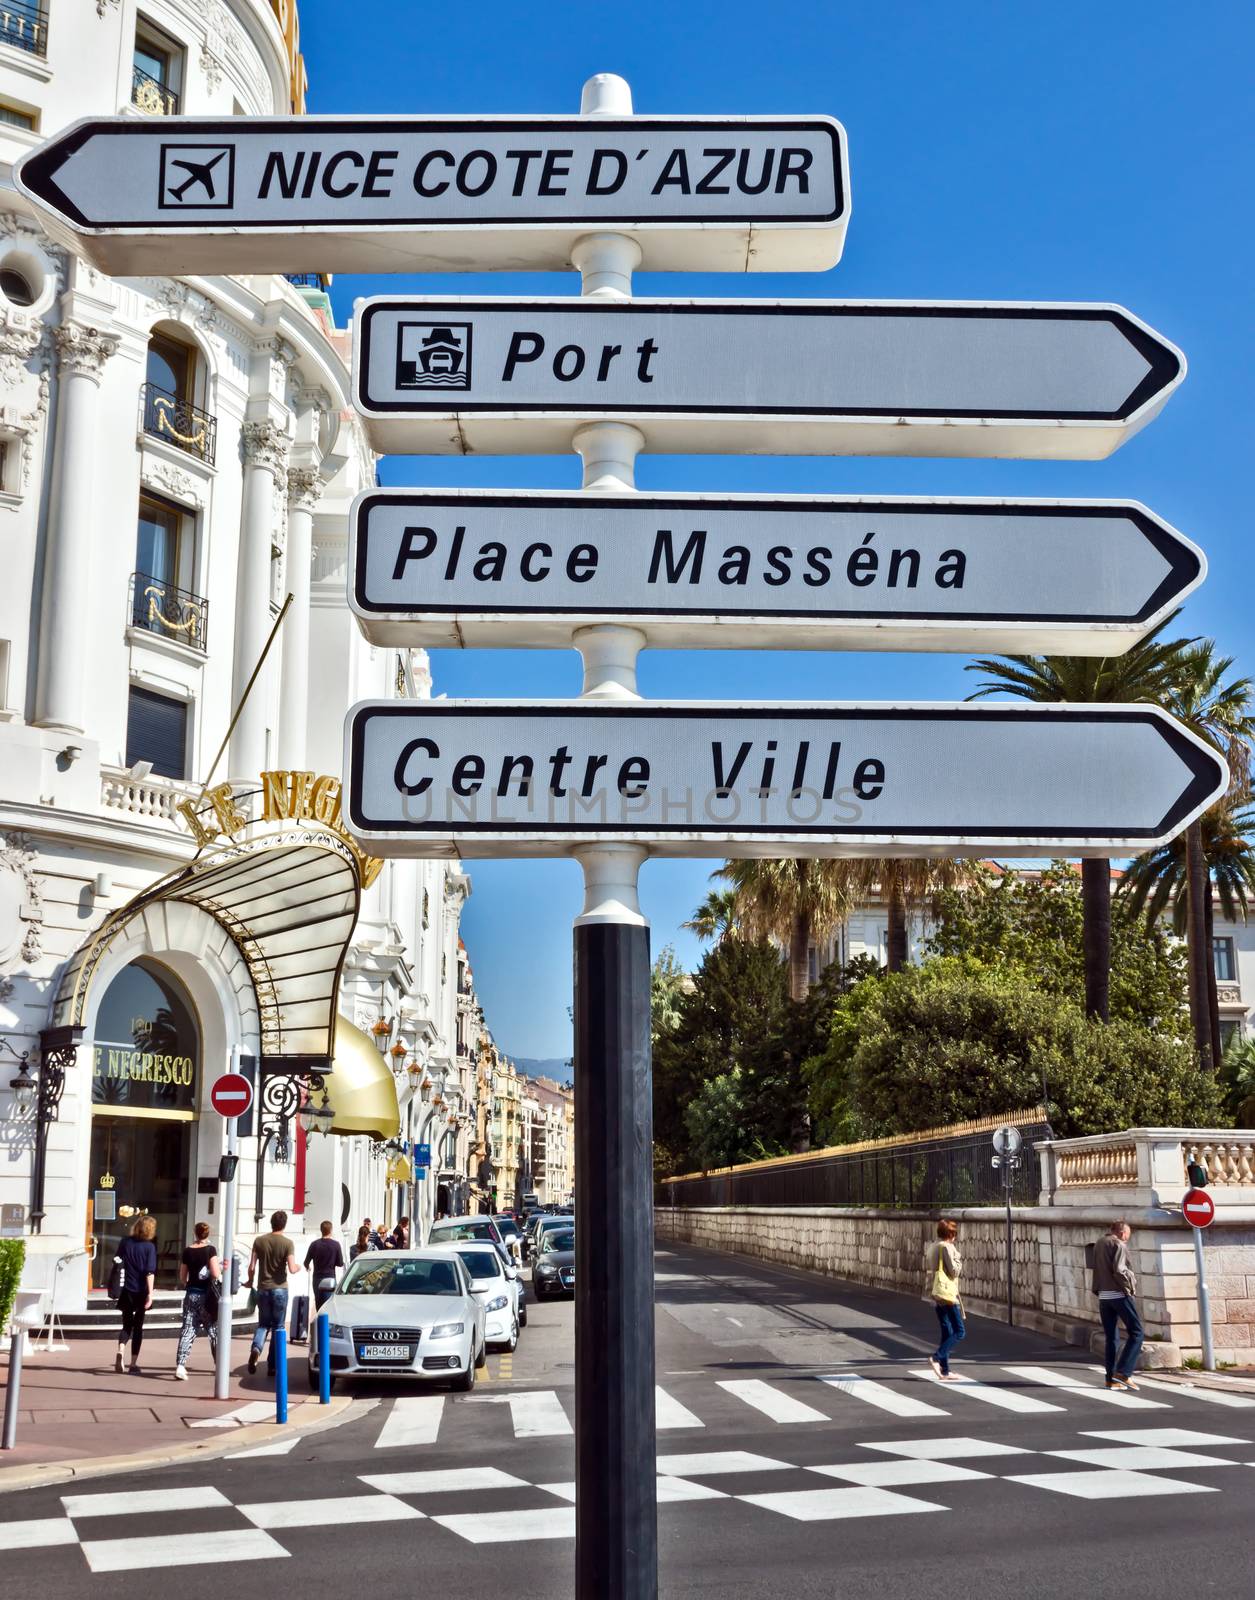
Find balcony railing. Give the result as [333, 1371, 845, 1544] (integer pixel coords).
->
[141, 383, 217, 465]
[131, 62, 179, 116]
[129, 572, 209, 653]
[284, 273, 328, 290]
[0, 2, 48, 57]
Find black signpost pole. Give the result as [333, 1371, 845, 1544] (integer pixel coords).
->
[574, 845, 656, 1600]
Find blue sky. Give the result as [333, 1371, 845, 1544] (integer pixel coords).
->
[301, 0, 1254, 1060]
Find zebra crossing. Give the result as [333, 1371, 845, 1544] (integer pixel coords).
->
[282, 1364, 1255, 1452]
[6, 1423, 1254, 1569]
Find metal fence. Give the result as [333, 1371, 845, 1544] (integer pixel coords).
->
[0, 2, 48, 57]
[659, 1110, 1052, 1212]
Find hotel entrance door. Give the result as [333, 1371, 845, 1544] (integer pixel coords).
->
[89, 1117, 191, 1289]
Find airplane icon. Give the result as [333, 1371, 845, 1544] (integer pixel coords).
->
[167, 151, 226, 202]
[159, 144, 235, 210]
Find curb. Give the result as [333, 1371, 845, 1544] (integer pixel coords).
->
[0, 1394, 372, 1495]
[1135, 1370, 1255, 1394]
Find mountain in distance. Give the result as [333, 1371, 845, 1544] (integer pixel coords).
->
[515, 1056, 574, 1086]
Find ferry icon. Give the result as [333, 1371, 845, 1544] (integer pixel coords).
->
[396, 322, 472, 390]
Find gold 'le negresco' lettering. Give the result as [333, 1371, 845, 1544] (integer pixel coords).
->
[93, 1045, 195, 1087]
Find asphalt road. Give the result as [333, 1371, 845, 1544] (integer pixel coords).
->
[3, 1241, 1253, 1598]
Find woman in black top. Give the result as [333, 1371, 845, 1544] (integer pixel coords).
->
[115, 1215, 157, 1375]
[174, 1221, 222, 1380]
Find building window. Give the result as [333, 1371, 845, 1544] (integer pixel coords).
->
[1220, 1020, 1241, 1053]
[126, 686, 188, 779]
[142, 331, 215, 463]
[132, 19, 181, 114]
[131, 494, 207, 650]
[1214, 937, 1237, 984]
[0, 99, 38, 130]
[0, 4, 47, 58]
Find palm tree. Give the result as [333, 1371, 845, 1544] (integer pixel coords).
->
[1161, 644, 1255, 1071]
[844, 858, 978, 971]
[682, 887, 740, 946]
[1121, 797, 1255, 1064]
[967, 614, 1193, 1020]
[715, 858, 852, 1002]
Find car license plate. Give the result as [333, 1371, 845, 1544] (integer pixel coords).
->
[361, 1343, 409, 1360]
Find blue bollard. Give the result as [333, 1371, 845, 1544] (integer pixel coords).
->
[317, 1312, 330, 1405]
[275, 1328, 288, 1423]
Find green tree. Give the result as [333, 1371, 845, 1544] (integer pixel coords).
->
[928, 862, 1190, 1037]
[845, 858, 977, 971]
[682, 887, 740, 946]
[652, 935, 791, 1174]
[1219, 1033, 1255, 1126]
[1161, 643, 1255, 1072]
[683, 1069, 762, 1170]
[650, 944, 688, 1044]
[716, 858, 851, 1002]
[966, 614, 1192, 1021]
[818, 958, 1222, 1139]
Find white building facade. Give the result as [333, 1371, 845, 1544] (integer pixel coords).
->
[0, 0, 471, 1316]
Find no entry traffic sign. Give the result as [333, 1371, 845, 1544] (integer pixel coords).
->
[342, 700, 1226, 858]
[348, 489, 1204, 656]
[352, 297, 1185, 460]
[15, 114, 848, 276]
[1183, 1187, 1215, 1228]
[210, 1072, 253, 1120]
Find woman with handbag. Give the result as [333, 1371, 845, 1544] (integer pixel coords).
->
[174, 1220, 222, 1381]
[925, 1218, 965, 1380]
[115, 1214, 157, 1375]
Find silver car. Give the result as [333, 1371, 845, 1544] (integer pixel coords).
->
[307, 1249, 487, 1393]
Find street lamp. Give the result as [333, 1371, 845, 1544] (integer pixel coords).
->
[4, 1041, 35, 1114]
[297, 1084, 335, 1138]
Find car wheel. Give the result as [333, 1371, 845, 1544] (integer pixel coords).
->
[451, 1358, 476, 1393]
[475, 1336, 487, 1369]
[506, 1317, 519, 1351]
[518, 1303, 528, 1327]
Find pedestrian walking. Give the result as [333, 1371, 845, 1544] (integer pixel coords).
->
[925, 1218, 965, 1380]
[349, 1224, 373, 1261]
[174, 1221, 221, 1380]
[304, 1219, 344, 1309]
[245, 1210, 299, 1377]
[1092, 1219, 1144, 1390]
[390, 1216, 411, 1250]
[115, 1214, 157, 1376]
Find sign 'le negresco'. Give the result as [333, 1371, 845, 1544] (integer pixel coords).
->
[348, 489, 1204, 656]
[351, 297, 1185, 459]
[14, 114, 848, 275]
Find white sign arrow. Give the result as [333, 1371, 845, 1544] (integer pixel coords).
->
[348, 489, 1204, 656]
[342, 701, 1226, 860]
[352, 297, 1185, 460]
[14, 115, 848, 276]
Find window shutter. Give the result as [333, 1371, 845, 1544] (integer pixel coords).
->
[126, 687, 188, 779]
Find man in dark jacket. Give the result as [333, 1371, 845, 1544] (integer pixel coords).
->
[1092, 1220, 1144, 1390]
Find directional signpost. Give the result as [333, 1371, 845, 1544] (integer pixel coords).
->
[1184, 1186, 1217, 1371]
[352, 297, 1185, 459]
[15, 111, 848, 275]
[211, 1058, 251, 1400]
[344, 701, 1226, 857]
[349, 489, 1204, 656]
[16, 66, 1214, 1600]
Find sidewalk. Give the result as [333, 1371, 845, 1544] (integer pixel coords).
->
[1, 1331, 339, 1480]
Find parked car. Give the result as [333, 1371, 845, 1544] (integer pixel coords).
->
[306, 1249, 486, 1393]
[428, 1216, 518, 1263]
[531, 1215, 573, 1254]
[440, 1243, 522, 1350]
[494, 1214, 524, 1254]
[532, 1226, 575, 1299]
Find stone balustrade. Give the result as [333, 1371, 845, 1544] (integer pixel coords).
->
[100, 767, 199, 825]
[1183, 1140, 1255, 1187]
[1056, 1143, 1139, 1188]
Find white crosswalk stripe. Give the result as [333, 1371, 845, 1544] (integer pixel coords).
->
[374, 1394, 445, 1448]
[189, 1400, 275, 1429]
[909, 1368, 1064, 1414]
[228, 1437, 300, 1459]
[817, 1373, 949, 1419]
[81, 1529, 287, 1573]
[504, 1389, 573, 1437]
[656, 1385, 705, 1429]
[717, 1379, 828, 1423]
[1000, 1366, 1167, 1409]
[1094, 1371, 1255, 1409]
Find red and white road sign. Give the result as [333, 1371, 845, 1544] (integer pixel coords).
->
[1183, 1187, 1215, 1228]
[210, 1072, 253, 1120]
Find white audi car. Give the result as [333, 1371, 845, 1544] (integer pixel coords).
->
[306, 1249, 486, 1392]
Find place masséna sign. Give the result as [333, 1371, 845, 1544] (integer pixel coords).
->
[351, 298, 1185, 460]
[342, 702, 1226, 860]
[14, 115, 848, 275]
[348, 489, 1204, 656]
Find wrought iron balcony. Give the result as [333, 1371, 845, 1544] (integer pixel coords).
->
[131, 63, 179, 116]
[284, 273, 328, 290]
[0, 1, 48, 57]
[129, 572, 209, 653]
[140, 382, 217, 465]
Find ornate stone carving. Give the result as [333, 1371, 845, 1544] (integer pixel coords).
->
[286, 465, 322, 514]
[95, 0, 121, 12]
[199, 41, 223, 93]
[141, 459, 205, 507]
[0, 313, 41, 391]
[53, 322, 119, 382]
[0, 833, 43, 971]
[241, 418, 290, 479]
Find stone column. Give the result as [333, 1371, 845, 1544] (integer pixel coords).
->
[229, 419, 289, 783]
[277, 463, 321, 770]
[35, 322, 120, 733]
